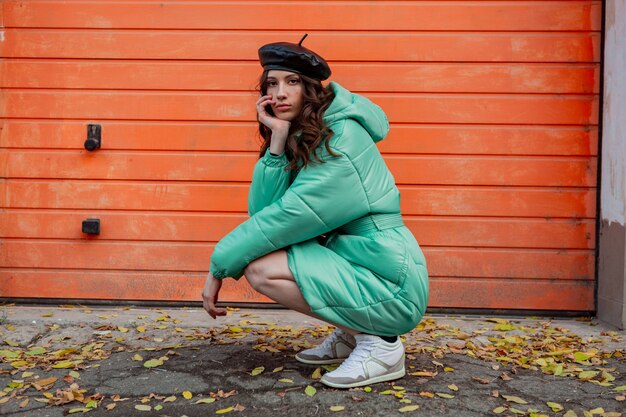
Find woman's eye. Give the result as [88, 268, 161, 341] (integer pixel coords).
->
[267, 81, 277, 87]
[288, 79, 300, 84]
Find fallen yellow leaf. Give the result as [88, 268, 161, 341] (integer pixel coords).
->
[250, 366, 265, 376]
[399, 405, 420, 412]
[182, 391, 193, 399]
[578, 371, 599, 380]
[52, 360, 74, 369]
[547, 402, 564, 412]
[311, 367, 322, 380]
[35, 377, 58, 388]
[68, 407, 92, 413]
[502, 395, 528, 404]
[195, 398, 216, 404]
[143, 358, 163, 368]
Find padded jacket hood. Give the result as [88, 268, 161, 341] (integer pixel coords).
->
[324, 82, 389, 143]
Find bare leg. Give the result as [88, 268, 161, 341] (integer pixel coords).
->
[244, 250, 360, 336]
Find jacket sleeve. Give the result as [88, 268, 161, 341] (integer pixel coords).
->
[210, 148, 370, 279]
[248, 149, 292, 216]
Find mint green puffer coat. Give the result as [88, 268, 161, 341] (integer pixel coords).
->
[210, 82, 428, 336]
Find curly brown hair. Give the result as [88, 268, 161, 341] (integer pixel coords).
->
[257, 71, 337, 171]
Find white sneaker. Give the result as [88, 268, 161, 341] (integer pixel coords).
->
[320, 334, 405, 388]
[295, 328, 356, 365]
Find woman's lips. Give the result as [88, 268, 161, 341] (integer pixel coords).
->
[275, 104, 292, 112]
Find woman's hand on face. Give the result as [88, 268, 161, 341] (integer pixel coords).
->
[256, 95, 290, 135]
[202, 272, 227, 319]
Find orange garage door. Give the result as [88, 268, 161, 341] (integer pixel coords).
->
[0, 1, 600, 311]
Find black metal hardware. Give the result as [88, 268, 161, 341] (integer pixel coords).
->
[82, 218, 100, 235]
[84, 124, 101, 151]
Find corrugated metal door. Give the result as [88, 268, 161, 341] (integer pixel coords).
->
[0, 1, 600, 310]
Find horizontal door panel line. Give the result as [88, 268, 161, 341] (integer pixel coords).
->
[5, 28, 599, 35]
[0, 118, 600, 128]
[0, 58, 602, 70]
[0, 236, 596, 251]
[428, 276, 595, 283]
[0, 148, 600, 158]
[0, 208, 599, 224]
[0, 177, 598, 190]
[0, 208, 598, 223]
[0, 267, 595, 282]
[1, 179, 598, 191]
[3, 149, 599, 162]
[0, 58, 604, 65]
[2, 27, 603, 34]
[0, 86, 604, 96]
[0, 118, 601, 128]
[0, 147, 600, 158]
[2, 88, 601, 99]
[0, 239, 595, 255]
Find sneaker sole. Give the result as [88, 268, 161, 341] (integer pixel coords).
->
[320, 368, 406, 389]
[294, 355, 347, 365]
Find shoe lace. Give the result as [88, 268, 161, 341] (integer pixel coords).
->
[318, 329, 344, 350]
[337, 339, 377, 371]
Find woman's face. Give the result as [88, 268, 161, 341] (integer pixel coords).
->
[265, 70, 304, 122]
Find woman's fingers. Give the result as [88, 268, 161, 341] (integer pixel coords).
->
[212, 305, 228, 318]
[256, 94, 273, 105]
[203, 296, 224, 319]
[201, 274, 227, 319]
[257, 99, 274, 115]
[206, 298, 227, 319]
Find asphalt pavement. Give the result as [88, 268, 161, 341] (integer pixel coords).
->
[0, 305, 624, 417]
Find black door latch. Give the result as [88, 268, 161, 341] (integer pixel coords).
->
[84, 124, 101, 151]
[82, 218, 100, 235]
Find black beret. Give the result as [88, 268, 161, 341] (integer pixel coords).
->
[258, 35, 331, 81]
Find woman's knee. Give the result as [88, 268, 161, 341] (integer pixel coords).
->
[244, 259, 270, 293]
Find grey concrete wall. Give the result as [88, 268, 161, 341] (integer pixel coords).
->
[598, 0, 626, 329]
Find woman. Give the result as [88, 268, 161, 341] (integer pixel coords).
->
[202, 36, 429, 389]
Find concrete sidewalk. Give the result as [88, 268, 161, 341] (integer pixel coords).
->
[0, 305, 624, 417]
